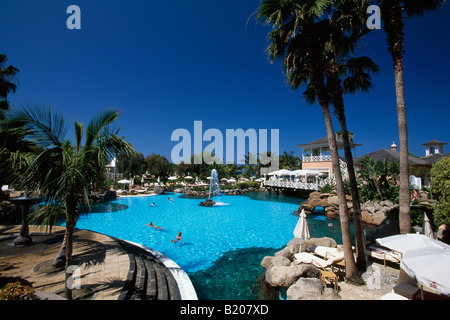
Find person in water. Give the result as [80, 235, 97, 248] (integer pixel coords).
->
[147, 222, 163, 229]
[150, 202, 155, 207]
[171, 232, 182, 243]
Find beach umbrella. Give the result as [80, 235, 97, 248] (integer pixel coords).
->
[267, 169, 292, 176]
[168, 176, 178, 180]
[185, 176, 193, 179]
[423, 213, 435, 239]
[118, 179, 131, 184]
[375, 233, 450, 255]
[401, 243, 450, 296]
[294, 209, 310, 252]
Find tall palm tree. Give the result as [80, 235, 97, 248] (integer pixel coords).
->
[257, 0, 362, 282]
[0, 54, 19, 119]
[6, 105, 134, 299]
[376, 0, 447, 234]
[325, 1, 380, 269]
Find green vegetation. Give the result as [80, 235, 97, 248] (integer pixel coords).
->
[357, 156, 400, 202]
[431, 157, 450, 225]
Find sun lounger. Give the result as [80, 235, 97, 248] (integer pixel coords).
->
[366, 244, 402, 267]
[294, 252, 345, 270]
[294, 252, 342, 291]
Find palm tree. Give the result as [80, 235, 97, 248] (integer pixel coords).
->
[376, 0, 447, 234]
[0, 54, 19, 119]
[257, 0, 362, 282]
[279, 151, 301, 169]
[6, 105, 134, 299]
[325, 2, 380, 269]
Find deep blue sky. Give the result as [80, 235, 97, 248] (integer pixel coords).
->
[1, 1, 449, 162]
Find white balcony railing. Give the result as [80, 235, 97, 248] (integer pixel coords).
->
[263, 179, 327, 191]
[302, 155, 332, 162]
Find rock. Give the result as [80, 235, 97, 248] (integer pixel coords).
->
[328, 195, 339, 206]
[271, 256, 291, 267]
[266, 264, 320, 288]
[153, 186, 164, 194]
[321, 287, 342, 300]
[261, 256, 274, 269]
[274, 247, 295, 261]
[311, 237, 337, 248]
[286, 278, 324, 300]
[369, 217, 400, 243]
[199, 199, 215, 207]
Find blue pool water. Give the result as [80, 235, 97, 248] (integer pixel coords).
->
[74, 192, 302, 273]
[71, 192, 376, 299]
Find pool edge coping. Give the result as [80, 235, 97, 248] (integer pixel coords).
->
[122, 239, 199, 300]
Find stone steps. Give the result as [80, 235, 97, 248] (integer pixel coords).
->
[117, 240, 181, 300]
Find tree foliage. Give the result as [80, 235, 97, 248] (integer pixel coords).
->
[431, 156, 450, 225]
[357, 156, 399, 202]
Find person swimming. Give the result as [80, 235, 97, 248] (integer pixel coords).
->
[147, 222, 163, 229]
[150, 202, 155, 207]
[171, 231, 182, 243]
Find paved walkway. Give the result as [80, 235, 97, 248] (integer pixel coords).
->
[0, 225, 195, 300]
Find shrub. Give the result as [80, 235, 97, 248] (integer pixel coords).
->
[431, 157, 450, 225]
[0, 282, 37, 300]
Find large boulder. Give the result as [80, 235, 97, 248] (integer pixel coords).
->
[265, 264, 320, 288]
[286, 278, 323, 300]
[287, 278, 341, 300]
[369, 217, 400, 243]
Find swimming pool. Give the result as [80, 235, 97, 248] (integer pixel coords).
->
[73, 192, 375, 299]
[75, 192, 302, 273]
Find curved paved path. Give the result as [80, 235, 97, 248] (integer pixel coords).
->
[0, 225, 197, 300]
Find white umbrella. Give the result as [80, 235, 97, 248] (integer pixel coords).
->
[294, 209, 310, 252]
[118, 179, 131, 184]
[401, 244, 450, 295]
[423, 213, 435, 239]
[168, 176, 178, 180]
[291, 169, 322, 176]
[267, 169, 292, 176]
[376, 233, 450, 255]
[185, 176, 193, 179]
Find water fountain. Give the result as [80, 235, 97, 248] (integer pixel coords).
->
[199, 169, 225, 207]
[9, 192, 43, 246]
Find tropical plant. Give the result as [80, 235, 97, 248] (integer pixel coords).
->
[0, 54, 19, 119]
[5, 105, 134, 299]
[279, 151, 301, 169]
[357, 156, 400, 202]
[257, 0, 363, 281]
[375, 0, 447, 234]
[430, 157, 450, 226]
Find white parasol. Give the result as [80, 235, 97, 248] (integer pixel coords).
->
[294, 209, 310, 252]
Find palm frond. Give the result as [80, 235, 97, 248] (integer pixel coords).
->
[7, 105, 67, 149]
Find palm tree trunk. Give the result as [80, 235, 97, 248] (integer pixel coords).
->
[334, 107, 367, 271]
[64, 219, 75, 300]
[383, 1, 411, 234]
[52, 232, 67, 268]
[329, 70, 367, 271]
[321, 105, 360, 282]
[313, 72, 360, 281]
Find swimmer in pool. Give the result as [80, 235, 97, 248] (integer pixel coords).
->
[147, 222, 163, 229]
[171, 232, 182, 243]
